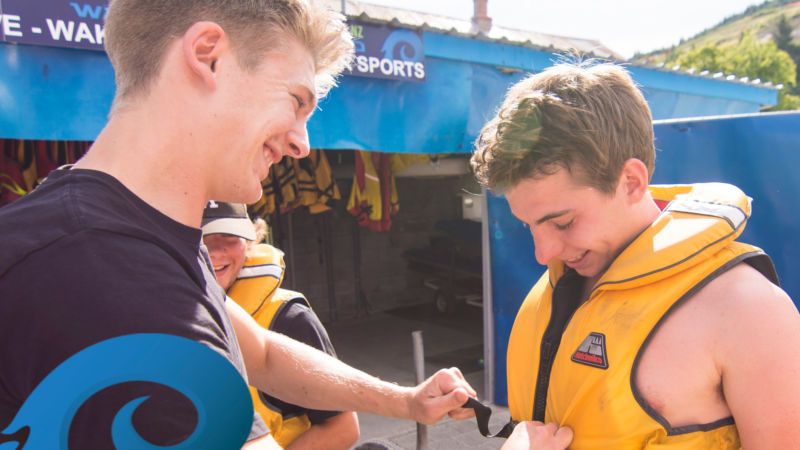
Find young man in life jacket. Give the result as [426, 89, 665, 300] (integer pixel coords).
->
[201, 202, 359, 449]
[470, 62, 800, 449]
[0, 1, 480, 448]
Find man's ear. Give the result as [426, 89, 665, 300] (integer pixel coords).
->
[617, 158, 650, 202]
[182, 21, 227, 90]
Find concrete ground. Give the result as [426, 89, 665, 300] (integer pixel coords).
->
[326, 303, 510, 449]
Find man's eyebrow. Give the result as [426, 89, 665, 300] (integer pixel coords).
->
[535, 209, 571, 225]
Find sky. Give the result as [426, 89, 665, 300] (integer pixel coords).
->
[360, 0, 767, 59]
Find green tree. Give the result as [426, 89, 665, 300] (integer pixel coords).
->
[773, 14, 794, 50]
[668, 32, 799, 110]
[772, 14, 800, 98]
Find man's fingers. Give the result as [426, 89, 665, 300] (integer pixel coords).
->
[410, 367, 479, 424]
[437, 367, 477, 398]
[447, 409, 476, 420]
[419, 387, 473, 424]
[554, 424, 573, 445]
[446, 389, 476, 420]
[509, 421, 572, 450]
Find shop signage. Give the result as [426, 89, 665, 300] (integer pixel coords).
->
[346, 21, 426, 82]
[0, 3, 428, 84]
[0, 0, 108, 51]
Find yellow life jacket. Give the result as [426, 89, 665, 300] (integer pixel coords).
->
[226, 244, 314, 447]
[506, 183, 778, 449]
[347, 150, 398, 231]
[1, 144, 27, 207]
[249, 157, 298, 219]
[293, 149, 341, 214]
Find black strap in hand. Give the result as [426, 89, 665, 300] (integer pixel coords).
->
[462, 397, 516, 438]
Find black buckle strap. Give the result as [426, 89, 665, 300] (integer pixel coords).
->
[462, 397, 516, 438]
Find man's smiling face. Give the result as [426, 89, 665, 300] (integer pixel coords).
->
[505, 167, 632, 281]
[203, 233, 248, 290]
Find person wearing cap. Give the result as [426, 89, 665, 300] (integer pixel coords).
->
[202, 202, 359, 449]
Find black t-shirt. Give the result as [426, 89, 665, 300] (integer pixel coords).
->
[0, 168, 268, 446]
[261, 300, 340, 424]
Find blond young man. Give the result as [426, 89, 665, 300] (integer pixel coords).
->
[0, 1, 477, 447]
[471, 62, 800, 449]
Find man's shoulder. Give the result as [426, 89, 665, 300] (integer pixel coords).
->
[272, 300, 334, 353]
[0, 169, 198, 278]
[689, 262, 800, 447]
[0, 176, 76, 277]
[698, 262, 786, 308]
[273, 300, 323, 333]
[686, 262, 794, 339]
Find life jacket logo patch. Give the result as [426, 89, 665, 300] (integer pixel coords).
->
[571, 332, 609, 369]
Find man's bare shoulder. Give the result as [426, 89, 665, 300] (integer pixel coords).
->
[689, 261, 797, 365]
[657, 262, 793, 350]
[637, 260, 799, 433]
[696, 261, 793, 324]
[699, 262, 800, 447]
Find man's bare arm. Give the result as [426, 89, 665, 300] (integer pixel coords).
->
[714, 264, 800, 448]
[226, 299, 476, 424]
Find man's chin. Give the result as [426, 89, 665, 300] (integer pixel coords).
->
[251, 187, 263, 203]
[243, 181, 264, 204]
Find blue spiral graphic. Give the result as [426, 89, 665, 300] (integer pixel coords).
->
[0, 333, 253, 449]
[380, 29, 424, 62]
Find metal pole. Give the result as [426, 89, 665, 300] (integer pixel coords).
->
[322, 213, 337, 322]
[412, 330, 427, 450]
[353, 218, 368, 317]
[480, 187, 495, 403]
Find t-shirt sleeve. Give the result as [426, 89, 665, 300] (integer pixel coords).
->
[266, 301, 343, 424]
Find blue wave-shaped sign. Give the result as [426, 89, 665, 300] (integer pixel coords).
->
[0, 333, 253, 449]
[380, 29, 424, 62]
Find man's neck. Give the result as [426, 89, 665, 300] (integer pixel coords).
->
[581, 194, 662, 301]
[75, 107, 210, 228]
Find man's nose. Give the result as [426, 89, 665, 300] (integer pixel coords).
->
[285, 122, 310, 159]
[532, 229, 563, 266]
[206, 243, 226, 256]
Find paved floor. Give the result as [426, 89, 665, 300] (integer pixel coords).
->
[326, 304, 510, 449]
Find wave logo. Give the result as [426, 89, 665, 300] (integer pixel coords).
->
[380, 29, 423, 63]
[0, 334, 253, 449]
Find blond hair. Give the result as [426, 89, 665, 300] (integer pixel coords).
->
[104, 0, 354, 109]
[471, 62, 655, 193]
[252, 217, 270, 244]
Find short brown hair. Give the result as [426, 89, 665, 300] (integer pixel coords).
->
[471, 62, 655, 193]
[104, 0, 354, 107]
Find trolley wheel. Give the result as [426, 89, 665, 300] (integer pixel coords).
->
[433, 291, 462, 316]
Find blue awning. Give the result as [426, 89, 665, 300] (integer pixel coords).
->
[1, 31, 778, 148]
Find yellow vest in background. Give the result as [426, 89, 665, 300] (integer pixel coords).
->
[507, 183, 778, 449]
[227, 244, 314, 448]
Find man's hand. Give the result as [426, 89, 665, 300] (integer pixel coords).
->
[407, 367, 477, 425]
[502, 421, 573, 450]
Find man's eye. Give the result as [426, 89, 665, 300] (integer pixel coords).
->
[293, 95, 305, 109]
[555, 219, 574, 231]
